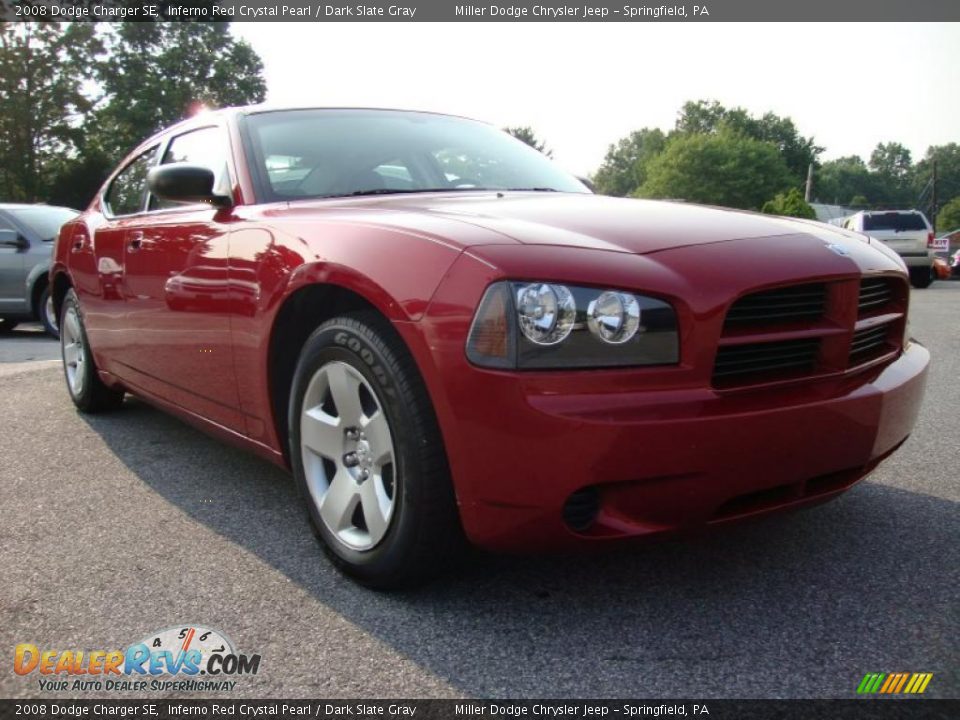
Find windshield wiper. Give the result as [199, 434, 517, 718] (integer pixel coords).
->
[504, 187, 559, 192]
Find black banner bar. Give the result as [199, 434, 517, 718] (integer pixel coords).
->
[1, 700, 959, 720]
[2, 0, 960, 22]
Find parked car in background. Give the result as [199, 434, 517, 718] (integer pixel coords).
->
[951, 248, 960, 277]
[0, 204, 78, 336]
[51, 107, 928, 588]
[841, 210, 935, 288]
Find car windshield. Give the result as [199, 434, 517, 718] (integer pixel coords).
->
[8, 206, 78, 240]
[862, 212, 927, 232]
[244, 109, 590, 201]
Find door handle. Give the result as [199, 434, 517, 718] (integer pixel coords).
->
[128, 231, 145, 252]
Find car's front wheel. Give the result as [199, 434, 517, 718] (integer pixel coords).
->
[60, 289, 124, 413]
[289, 313, 463, 589]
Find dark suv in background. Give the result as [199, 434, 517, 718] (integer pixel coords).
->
[0, 204, 78, 337]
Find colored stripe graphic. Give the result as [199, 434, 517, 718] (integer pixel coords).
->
[858, 672, 932, 694]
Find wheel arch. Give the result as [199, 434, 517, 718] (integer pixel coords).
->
[51, 270, 74, 324]
[26, 264, 52, 318]
[267, 282, 422, 465]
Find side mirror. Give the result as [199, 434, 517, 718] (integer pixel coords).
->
[147, 163, 232, 209]
[0, 229, 27, 250]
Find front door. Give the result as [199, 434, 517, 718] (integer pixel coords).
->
[119, 125, 243, 433]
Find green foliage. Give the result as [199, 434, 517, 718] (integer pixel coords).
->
[636, 130, 794, 210]
[849, 194, 868, 207]
[592, 128, 666, 197]
[937, 196, 960, 233]
[0, 23, 102, 202]
[92, 23, 266, 162]
[676, 100, 823, 181]
[503, 126, 552, 157]
[761, 187, 816, 219]
[914, 143, 960, 216]
[0, 20, 265, 205]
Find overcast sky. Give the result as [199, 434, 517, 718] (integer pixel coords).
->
[232, 22, 960, 177]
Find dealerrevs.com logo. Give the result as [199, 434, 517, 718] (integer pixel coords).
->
[14, 625, 261, 693]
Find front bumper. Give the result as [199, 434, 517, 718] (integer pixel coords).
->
[428, 341, 929, 552]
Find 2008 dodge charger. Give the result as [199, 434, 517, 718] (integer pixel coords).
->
[51, 107, 929, 587]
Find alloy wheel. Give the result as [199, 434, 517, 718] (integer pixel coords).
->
[61, 305, 85, 397]
[299, 360, 397, 551]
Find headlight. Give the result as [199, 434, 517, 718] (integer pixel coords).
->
[466, 281, 679, 369]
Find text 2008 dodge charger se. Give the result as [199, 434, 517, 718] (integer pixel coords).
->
[52, 107, 929, 587]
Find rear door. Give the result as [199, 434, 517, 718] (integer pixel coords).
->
[120, 125, 243, 432]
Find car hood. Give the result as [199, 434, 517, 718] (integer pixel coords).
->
[273, 192, 866, 255]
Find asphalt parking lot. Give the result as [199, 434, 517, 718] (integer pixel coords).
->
[2, 282, 957, 701]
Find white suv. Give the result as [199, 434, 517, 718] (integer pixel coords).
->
[841, 210, 935, 288]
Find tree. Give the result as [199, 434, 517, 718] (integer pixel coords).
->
[868, 141, 913, 205]
[503, 126, 552, 157]
[914, 143, 960, 221]
[937, 197, 960, 232]
[91, 22, 266, 162]
[675, 100, 823, 181]
[636, 130, 794, 210]
[0, 22, 102, 202]
[591, 128, 666, 197]
[814, 155, 878, 205]
[761, 187, 816, 219]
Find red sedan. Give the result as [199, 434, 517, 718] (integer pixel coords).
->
[52, 107, 929, 588]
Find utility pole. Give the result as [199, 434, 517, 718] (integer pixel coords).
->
[804, 163, 813, 203]
[931, 159, 938, 233]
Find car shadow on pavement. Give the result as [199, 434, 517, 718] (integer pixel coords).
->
[78, 399, 958, 698]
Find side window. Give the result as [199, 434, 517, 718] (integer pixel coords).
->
[104, 147, 158, 216]
[153, 126, 230, 210]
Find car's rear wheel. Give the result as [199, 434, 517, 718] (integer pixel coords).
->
[0, 318, 17, 334]
[39, 285, 58, 338]
[289, 312, 463, 589]
[909, 267, 934, 289]
[60, 289, 124, 413]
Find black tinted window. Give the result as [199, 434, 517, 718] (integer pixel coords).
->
[105, 148, 158, 216]
[154, 127, 229, 210]
[863, 213, 928, 231]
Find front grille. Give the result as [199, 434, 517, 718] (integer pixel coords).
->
[724, 283, 826, 327]
[849, 324, 893, 364]
[858, 278, 894, 315]
[713, 338, 820, 384]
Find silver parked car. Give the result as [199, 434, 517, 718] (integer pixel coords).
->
[0, 204, 78, 337]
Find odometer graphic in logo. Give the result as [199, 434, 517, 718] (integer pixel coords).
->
[127, 625, 259, 676]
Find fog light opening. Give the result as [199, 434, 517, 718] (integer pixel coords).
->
[562, 487, 600, 532]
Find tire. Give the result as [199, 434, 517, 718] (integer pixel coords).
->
[288, 312, 464, 589]
[60, 289, 124, 413]
[38, 285, 59, 338]
[909, 267, 933, 289]
[0, 318, 17, 334]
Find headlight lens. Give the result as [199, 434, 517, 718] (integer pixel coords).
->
[467, 281, 679, 369]
[516, 283, 576, 346]
[587, 291, 641, 344]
